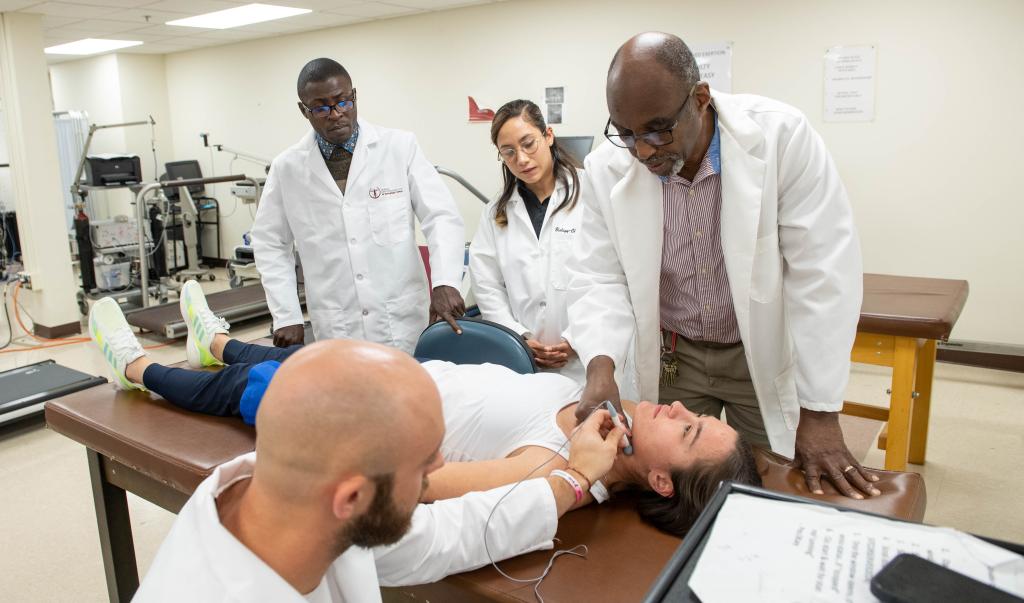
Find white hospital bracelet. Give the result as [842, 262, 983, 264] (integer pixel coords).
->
[550, 470, 584, 503]
[589, 480, 610, 503]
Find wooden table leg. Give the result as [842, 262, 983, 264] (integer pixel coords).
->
[884, 337, 919, 471]
[87, 449, 140, 603]
[908, 339, 937, 464]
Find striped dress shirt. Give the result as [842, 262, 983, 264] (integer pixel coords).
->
[659, 118, 741, 344]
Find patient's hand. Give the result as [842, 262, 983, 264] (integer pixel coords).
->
[794, 409, 881, 499]
[568, 410, 626, 485]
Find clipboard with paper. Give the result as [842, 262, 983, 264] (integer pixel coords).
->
[643, 483, 1024, 603]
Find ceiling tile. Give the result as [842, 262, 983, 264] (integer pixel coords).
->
[128, 24, 199, 38]
[41, 15, 85, 29]
[117, 41, 191, 54]
[327, 2, 420, 19]
[104, 9, 195, 25]
[58, 19, 148, 36]
[19, 2, 122, 18]
[52, 0, 155, 6]
[136, 0, 241, 13]
[0, 0, 39, 10]
[190, 28, 268, 40]
[237, 10, 365, 33]
[265, 0, 366, 9]
[387, 0, 485, 8]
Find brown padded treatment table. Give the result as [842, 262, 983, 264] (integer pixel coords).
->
[45, 355, 925, 602]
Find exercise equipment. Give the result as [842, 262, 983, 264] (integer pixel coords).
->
[0, 360, 106, 425]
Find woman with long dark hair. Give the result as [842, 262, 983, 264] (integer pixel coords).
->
[469, 99, 587, 385]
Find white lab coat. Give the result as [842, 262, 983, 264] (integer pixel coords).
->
[252, 120, 465, 354]
[134, 452, 557, 603]
[567, 92, 863, 456]
[469, 173, 589, 387]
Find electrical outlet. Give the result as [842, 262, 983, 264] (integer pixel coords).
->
[17, 272, 32, 289]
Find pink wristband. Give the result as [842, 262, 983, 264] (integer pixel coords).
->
[551, 470, 584, 503]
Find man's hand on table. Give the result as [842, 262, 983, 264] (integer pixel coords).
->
[794, 408, 881, 499]
[429, 285, 466, 335]
[574, 355, 622, 423]
[272, 324, 305, 348]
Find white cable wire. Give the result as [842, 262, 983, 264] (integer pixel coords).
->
[482, 405, 604, 603]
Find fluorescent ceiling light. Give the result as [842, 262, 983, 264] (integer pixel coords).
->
[44, 39, 143, 55]
[167, 3, 311, 29]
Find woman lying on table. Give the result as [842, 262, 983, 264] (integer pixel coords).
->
[88, 281, 761, 536]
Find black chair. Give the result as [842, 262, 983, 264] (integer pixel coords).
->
[414, 317, 537, 374]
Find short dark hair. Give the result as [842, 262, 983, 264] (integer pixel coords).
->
[635, 435, 762, 537]
[296, 58, 351, 96]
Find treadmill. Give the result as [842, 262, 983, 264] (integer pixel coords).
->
[125, 283, 305, 339]
[0, 360, 106, 426]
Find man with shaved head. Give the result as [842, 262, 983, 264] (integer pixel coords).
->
[568, 32, 877, 500]
[132, 338, 624, 602]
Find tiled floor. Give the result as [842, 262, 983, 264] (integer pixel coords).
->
[1, 278, 1022, 600]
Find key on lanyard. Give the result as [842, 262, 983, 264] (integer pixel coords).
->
[660, 331, 679, 387]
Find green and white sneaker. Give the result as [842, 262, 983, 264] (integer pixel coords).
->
[88, 297, 146, 391]
[180, 280, 230, 368]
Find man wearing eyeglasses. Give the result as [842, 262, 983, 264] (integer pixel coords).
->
[568, 33, 879, 501]
[253, 58, 466, 354]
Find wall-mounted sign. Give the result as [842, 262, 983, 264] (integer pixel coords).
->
[692, 43, 733, 93]
[824, 45, 876, 122]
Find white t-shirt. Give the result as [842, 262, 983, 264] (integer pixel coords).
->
[423, 360, 583, 462]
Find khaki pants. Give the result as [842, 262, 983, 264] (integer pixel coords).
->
[658, 336, 771, 448]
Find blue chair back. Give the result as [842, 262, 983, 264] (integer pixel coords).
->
[414, 318, 537, 374]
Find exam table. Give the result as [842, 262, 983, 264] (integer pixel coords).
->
[44, 346, 925, 603]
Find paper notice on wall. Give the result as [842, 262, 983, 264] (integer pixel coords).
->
[824, 45, 876, 122]
[688, 493, 1024, 603]
[692, 43, 732, 93]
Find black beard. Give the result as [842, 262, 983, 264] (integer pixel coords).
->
[334, 473, 414, 553]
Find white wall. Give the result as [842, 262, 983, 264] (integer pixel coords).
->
[116, 54, 174, 184]
[49, 53, 175, 221]
[49, 54, 134, 218]
[55, 0, 1024, 344]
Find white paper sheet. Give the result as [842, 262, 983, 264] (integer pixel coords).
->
[824, 45, 876, 122]
[689, 494, 1024, 603]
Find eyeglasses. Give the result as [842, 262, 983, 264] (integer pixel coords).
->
[604, 86, 694, 149]
[497, 136, 542, 162]
[302, 89, 357, 118]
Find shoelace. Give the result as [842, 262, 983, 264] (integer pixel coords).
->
[199, 311, 230, 336]
[107, 327, 144, 361]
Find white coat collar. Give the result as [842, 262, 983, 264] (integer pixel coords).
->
[190, 452, 384, 603]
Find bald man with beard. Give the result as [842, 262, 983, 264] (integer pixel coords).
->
[134, 340, 624, 602]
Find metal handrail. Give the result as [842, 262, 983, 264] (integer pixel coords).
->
[135, 173, 246, 307]
[435, 166, 490, 205]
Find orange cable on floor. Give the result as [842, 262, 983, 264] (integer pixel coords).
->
[2, 281, 180, 354]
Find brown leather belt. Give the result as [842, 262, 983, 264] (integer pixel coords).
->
[661, 328, 741, 350]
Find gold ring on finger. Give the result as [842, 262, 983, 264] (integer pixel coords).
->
[842, 465, 856, 473]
